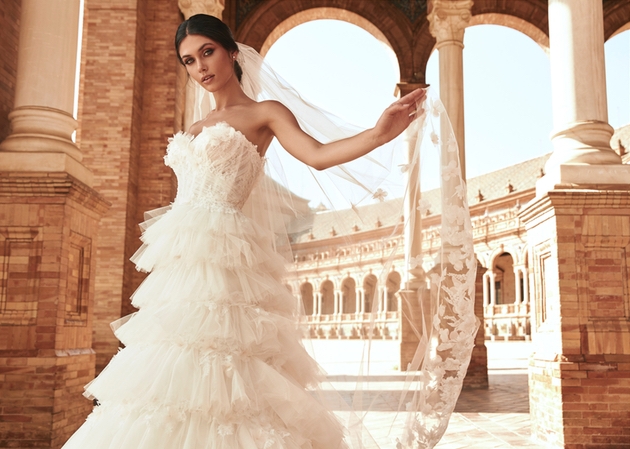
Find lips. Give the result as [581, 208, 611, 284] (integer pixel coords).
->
[201, 75, 214, 84]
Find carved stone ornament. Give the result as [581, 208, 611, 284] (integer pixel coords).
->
[178, 0, 225, 19]
[428, 0, 473, 43]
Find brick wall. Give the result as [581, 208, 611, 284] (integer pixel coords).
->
[0, 173, 107, 448]
[523, 190, 630, 448]
[0, 0, 20, 143]
[130, 0, 180, 305]
[78, 0, 148, 373]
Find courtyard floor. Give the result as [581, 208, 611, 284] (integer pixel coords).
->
[320, 341, 543, 448]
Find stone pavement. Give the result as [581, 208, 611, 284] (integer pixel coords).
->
[320, 341, 543, 448]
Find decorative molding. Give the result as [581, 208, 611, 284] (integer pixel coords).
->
[0, 228, 42, 325]
[64, 231, 92, 325]
[178, 0, 225, 19]
[427, 0, 473, 44]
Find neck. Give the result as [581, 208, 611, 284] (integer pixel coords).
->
[209, 76, 249, 111]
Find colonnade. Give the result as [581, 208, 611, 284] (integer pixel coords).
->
[482, 264, 529, 307]
[298, 284, 401, 316]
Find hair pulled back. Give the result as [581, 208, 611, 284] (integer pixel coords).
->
[175, 14, 243, 82]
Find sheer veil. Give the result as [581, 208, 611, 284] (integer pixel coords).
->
[195, 42, 478, 449]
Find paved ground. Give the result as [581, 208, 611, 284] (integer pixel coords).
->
[320, 341, 543, 448]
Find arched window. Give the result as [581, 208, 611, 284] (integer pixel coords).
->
[300, 282, 314, 315]
[341, 277, 356, 314]
[494, 252, 515, 305]
[363, 274, 377, 314]
[320, 280, 335, 315]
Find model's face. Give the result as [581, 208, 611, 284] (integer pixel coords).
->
[178, 34, 236, 91]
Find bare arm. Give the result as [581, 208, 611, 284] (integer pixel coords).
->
[265, 88, 427, 171]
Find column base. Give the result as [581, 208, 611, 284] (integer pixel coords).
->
[0, 151, 93, 186]
[0, 106, 82, 161]
[536, 163, 630, 197]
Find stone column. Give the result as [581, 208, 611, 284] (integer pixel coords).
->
[355, 287, 362, 316]
[514, 267, 522, 304]
[488, 271, 496, 306]
[428, 0, 472, 180]
[482, 271, 490, 307]
[397, 81, 430, 369]
[334, 290, 341, 315]
[0, 1, 108, 446]
[0, 0, 91, 185]
[520, 266, 530, 305]
[316, 292, 322, 316]
[520, 4, 630, 446]
[538, 0, 630, 194]
[178, 0, 225, 131]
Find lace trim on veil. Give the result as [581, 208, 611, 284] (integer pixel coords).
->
[194, 43, 478, 449]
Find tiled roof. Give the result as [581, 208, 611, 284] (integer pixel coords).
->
[290, 153, 550, 242]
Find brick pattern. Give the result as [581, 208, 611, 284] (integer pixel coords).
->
[129, 0, 180, 308]
[77, 0, 148, 373]
[522, 190, 630, 448]
[0, 173, 107, 448]
[0, 0, 20, 143]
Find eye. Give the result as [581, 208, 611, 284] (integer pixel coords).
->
[183, 58, 193, 65]
[203, 48, 214, 56]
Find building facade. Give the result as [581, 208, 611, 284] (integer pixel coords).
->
[1, 0, 630, 448]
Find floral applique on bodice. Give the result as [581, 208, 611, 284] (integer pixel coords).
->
[164, 122, 265, 213]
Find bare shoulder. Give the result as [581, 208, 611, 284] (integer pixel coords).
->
[255, 100, 294, 124]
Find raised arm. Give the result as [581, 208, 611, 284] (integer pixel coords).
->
[265, 88, 427, 171]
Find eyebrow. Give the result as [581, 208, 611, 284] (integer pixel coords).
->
[180, 42, 214, 59]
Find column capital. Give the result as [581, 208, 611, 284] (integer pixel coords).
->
[178, 0, 225, 19]
[427, 0, 473, 45]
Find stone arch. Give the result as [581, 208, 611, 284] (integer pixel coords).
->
[300, 281, 314, 315]
[234, 0, 414, 81]
[604, 1, 630, 40]
[319, 279, 335, 315]
[412, 0, 549, 84]
[492, 251, 516, 305]
[468, 13, 549, 52]
[340, 276, 356, 314]
[385, 270, 401, 312]
[363, 274, 378, 314]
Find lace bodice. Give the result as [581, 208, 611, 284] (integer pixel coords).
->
[165, 122, 265, 213]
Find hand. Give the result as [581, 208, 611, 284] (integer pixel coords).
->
[373, 88, 427, 146]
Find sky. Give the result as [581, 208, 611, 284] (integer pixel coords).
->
[264, 20, 629, 205]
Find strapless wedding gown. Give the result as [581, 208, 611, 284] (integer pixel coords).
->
[62, 122, 347, 449]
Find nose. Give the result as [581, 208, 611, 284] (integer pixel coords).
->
[196, 59, 206, 73]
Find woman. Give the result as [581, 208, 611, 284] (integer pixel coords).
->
[63, 14, 476, 449]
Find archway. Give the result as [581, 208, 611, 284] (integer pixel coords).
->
[363, 274, 377, 314]
[320, 279, 334, 315]
[340, 276, 356, 314]
[385, 271, 401, 312]
[300, 282, 314, 315]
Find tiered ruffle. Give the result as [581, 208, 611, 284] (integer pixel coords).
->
[63, 203, 347, 449]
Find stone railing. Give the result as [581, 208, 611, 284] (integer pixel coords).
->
[301, 311, 400, 340]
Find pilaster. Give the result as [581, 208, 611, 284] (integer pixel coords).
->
[520, 189, 630, 447]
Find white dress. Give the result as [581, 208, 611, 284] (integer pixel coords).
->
[62, 122, 348, 449]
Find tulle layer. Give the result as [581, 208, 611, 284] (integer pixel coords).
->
[131, 203, 287, 273]
[63, 400, 343, 449]
[63, 204, 347, 449]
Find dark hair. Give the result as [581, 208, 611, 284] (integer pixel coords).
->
[175, 14, 243, 82]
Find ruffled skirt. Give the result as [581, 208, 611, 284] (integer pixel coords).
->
[62, 203, 347, 449]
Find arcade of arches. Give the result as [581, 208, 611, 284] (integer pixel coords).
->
[1, 0, 629, 448]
